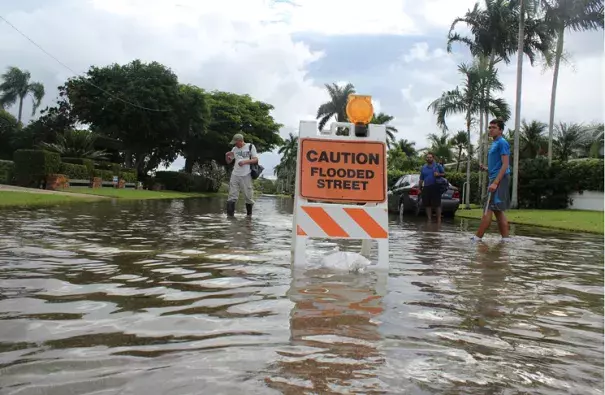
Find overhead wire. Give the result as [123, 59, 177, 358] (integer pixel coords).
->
[0, 14, 171, 113]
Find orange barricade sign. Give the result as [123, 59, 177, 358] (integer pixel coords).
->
[299, 138, 386, 203]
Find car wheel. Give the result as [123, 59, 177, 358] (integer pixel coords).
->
[414, 199, 422, 216]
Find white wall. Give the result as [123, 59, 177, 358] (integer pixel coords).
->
[569, 191, 604, 211]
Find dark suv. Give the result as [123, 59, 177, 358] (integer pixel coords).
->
[387, 174, 460, 217]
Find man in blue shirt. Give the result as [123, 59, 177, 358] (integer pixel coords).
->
[419, 152, 445, 221]
[472, 119, 511, 241]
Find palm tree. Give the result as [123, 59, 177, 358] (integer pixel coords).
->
[553, 122, 589, 161]
[0, 66, 45, 124]
[542, 0, 604, 164]
[448, 0, 554, 207]
[370, 112, 398, 146]
[519, 120, 548, 158]
[427, 61, 510, 208]
[275, 132, 298, 195]
[316, 82, 356, 131]
[427, 131, 454, 162]
[38, 129, 108, 160]
[450, 131, 470, 171]
[579, 123, 604, 158]
[393, 139, 417, 158]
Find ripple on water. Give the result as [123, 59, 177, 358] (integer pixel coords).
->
[0, 197, 602, 394]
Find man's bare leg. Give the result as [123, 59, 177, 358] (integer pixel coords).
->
[425, 207, 432, 221]
[475, 209, 493, 239]
[435, 206, 442, 224]
[494, 211, 509, 238]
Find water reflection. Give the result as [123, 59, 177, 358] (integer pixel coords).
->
[0, 196, 602, 394]
[266, 269, 387, 393]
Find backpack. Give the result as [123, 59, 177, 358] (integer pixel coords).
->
[434, 164, 449, 194]
[248, 143, 264, 180]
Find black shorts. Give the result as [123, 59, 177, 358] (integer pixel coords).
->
[422, 183, 441, 208]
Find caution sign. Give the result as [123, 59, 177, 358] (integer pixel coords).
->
[299, 138, 386, 203]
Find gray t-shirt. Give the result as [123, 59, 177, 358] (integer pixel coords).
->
[231, 143, 258, 177]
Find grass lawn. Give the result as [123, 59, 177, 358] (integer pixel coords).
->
[456, 208, 604, 234]
[65, 187, 224, 200]
[0, 191, 101, 208]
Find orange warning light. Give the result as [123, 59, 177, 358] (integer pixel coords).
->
[346, 94, 374, 125]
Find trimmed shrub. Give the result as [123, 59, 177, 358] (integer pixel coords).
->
[95, 160, 121, 175]
[387, 169, 404, 189]
[518, 158, 572, 209]
[565, 159, 604, 192]
[60, 163, 90, 180]
[94, 169, 115, 182]
[120, 170, 138, 183]
[0, 160, 14, 184]
[13, 149, 61, 187]
[61, 157, 94, 176]
[445, 171, 480, 204]
[155, 171, 194, 192]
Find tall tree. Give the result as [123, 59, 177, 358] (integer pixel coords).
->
[316, 82, 356, 131]
[553, 122, 589, 160]
[519, 119, 548, 158]
[0, 66, 45, 124]
[275, 132, 298, 194]
[370, 112, 398, 146]
[64, 60, 184, 175]
[450, 130, 470, 171]
[428, 131, 454, 162]
[177, 84, 211, 173]
[543, 0, 604, 164]
[393, 139, 417, 158]
[448, 0, 553, 207]
[427, 61, 510, 207]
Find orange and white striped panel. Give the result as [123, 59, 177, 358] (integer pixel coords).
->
[296, 205, 388, 239]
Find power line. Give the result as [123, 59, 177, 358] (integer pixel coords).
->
[0, 15, 171, 112]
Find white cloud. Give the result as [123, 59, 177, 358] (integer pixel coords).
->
[0, 0, 602, 176]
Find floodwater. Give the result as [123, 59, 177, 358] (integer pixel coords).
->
[0, 196, 603, 395]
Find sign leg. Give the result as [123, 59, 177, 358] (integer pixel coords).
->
[376, 239, 389, 270]
[360, 239, 372, 257]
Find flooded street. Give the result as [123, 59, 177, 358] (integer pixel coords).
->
[0, 196, 603, 395]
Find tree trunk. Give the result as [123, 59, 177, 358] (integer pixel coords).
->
[477, 110, 484, 201]
[464, 115, 472, 209]
[456, 147, 462, 172]
[547, 26, 565, 165]
[17, 95, 24, 124]
[511, 0, 525, 209]
[184, 157, 194, 173]
[481, 54, 496, 204]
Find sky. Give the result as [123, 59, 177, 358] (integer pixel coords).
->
[1, 0, 603, 177]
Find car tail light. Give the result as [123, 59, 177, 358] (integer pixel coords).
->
[409, 187, 420, 196]
[452, 190, 460, 199]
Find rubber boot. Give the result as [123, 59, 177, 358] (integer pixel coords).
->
[226, 201, 235, 217]
[245, 203, 253, 217]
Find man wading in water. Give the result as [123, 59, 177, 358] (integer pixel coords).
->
[225, 133, 258, 217]
[472, 119, 511, 242]
[418, 152, 445, 222]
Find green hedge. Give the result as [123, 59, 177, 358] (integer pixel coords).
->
[517, 158, 604, 209]
[94, 169, 116, 181]
[61, 157, 94, 176]
[565, 159, 604, 192]
[13, 149, 61, 187]
[120, 170, 137, 183]
[60, 163, 90, 180]
[153, 171, 219, 192]
[387, 158, 603, 209]
[95, 160, 121, 175]
[155, 171, 194, 191]
[0, 159, 14, 184]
